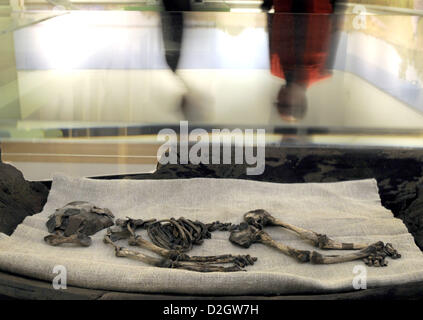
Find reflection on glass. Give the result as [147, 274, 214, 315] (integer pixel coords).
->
[0, 8, 422, 143]
[160, 0, 211, 121]
[269, 0, 338, 122]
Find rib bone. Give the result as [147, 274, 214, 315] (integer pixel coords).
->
[104, 233, 244, 272]
[244, 209, 368, 250]
[126, 222, 256, 267]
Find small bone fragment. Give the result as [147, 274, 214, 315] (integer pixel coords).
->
[44, 232, 92, 247]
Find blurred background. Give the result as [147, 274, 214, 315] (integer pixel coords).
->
[2, 0, 422, 12]
[0, 0, 422, 180]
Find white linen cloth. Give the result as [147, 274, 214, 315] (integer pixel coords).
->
[0, 174, 422, 295]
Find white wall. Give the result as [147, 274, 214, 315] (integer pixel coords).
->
[8, 11, 423, 130]
[13, 69, 423, 129]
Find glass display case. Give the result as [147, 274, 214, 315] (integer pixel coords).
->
[1, 2, 423, 300]
[1, 7, 423, 179]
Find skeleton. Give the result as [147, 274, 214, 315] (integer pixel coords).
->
[230, 209, 401, 267]
[44, 202, 401, 270]
[44, 201, 114, 247]
[104, 217, 257, 272]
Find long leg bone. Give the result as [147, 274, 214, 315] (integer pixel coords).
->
[126, 222, 256, 267]
[104, 233, 245, 272]
[244, 209, 368, 250]
[229, 224, 400, 267]
[104, 233, 174, 267]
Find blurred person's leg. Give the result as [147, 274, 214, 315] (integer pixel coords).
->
[160, 0, 212, 121]
[261, 0, 273, 11]
[270, 0, 336, 122]
[161, 0, 191, 72]
[161, 12, 184, 72]
[162, 0, 191, 11]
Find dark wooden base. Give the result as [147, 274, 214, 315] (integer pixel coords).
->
[1, 270, 423, 300]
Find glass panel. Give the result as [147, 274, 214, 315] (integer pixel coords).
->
[0, 11, 64, 35]
[1, 11, 422, 134]
[0, 9, 422, 178]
